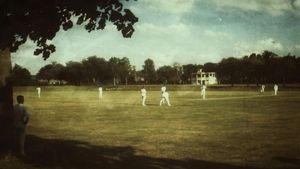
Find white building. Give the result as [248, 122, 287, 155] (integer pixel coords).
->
[192, 69, 217, 85]
[48, 79, 67, 85]
[38, 79, 67, 85]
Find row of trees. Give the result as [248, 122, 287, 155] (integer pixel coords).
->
[13, 51, 300, 86]
[217, 51, 300, 86]
[36, 56, 133, 85]
[33, 57, 219, 85]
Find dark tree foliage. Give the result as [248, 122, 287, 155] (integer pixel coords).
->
[0, 0, 138, 59]
[64, 61, 85, 85]
[142, 58, 156, 84]
[203, 62, 217, 72]
[11, 64, 32, 86]
[156, 66, 178, 84]
[82, 56, 109, 84]
[108, 57, 121, 86]
[217, 57, 241, 86]
[181, 64, 203, 84]
[173, 62, 183, 84]
[36, 62, 64, 82]
[34, 51, 300, 86]
[216, 51, 300, 86]
[119, 57, 132, 85]
[35, 56, 137, 85]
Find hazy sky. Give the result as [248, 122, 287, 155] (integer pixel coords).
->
[11, 0, 300, 74]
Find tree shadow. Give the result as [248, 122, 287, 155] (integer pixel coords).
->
[23, 135, 261, 169]
[273, 157, 300, 166]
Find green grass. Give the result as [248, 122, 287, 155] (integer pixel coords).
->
[2, 86, 300, 169]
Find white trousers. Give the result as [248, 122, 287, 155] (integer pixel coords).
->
[160, 97, 171, 106]
[142, 96, 146, 106]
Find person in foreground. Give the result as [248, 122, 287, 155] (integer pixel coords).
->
[14, 95, 29, 156]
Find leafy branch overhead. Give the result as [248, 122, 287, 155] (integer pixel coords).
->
[0, 0, 138, 60]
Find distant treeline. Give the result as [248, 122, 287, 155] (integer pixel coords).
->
[12, 50, 300, 86]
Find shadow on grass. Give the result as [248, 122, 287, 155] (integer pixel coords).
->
[273, 157, 300, 166]
[24, 135, 260, 169]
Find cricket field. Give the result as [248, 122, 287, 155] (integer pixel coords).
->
[1, 86, 300, 169]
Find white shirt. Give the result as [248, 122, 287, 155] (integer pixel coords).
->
[99, 87, 103, 92]
[161, 86, 166, 93]
[141, 88, 147, 97]
[14, 103, 29, 129]
[162, 92, 169, 98]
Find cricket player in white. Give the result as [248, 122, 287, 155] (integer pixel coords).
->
[201, 85, 206, 100]
[160, 90, 171, 106]
[99, 87, 103, 99]
[161, 85, 166, 93]
[161, 85, 166, 104]
[274, 84, 278, 95]
[260, 84, 265, 93]
[141, 87, 147, 106]
[36, 87, 41, 98]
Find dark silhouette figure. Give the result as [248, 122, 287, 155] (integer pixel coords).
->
[13, 95, 29, 156]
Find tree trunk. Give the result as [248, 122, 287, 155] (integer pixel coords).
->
[0, 48, 14, 153]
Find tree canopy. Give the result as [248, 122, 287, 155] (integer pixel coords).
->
[20, 51, 300, 86]
[142, 58, 156, 84]
[11, 64, 32, 86]
[0, 0, 138, 59]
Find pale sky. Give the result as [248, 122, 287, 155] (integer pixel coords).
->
[11, 0, 300, 74]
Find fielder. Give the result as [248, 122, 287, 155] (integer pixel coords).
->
[201, 85, 206, 100]
[36, 87, 41, 98]
[274, 84, 278, 96]
[98, 86, 103, 99]
[161, 85, 166, 93]
[260, 84, 265, 93]
[161, 85, 166, 104]
[141, 86, 147, 106]
[160, 90, 171, 106]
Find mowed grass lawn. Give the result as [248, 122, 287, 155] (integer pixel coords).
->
[2, 86, 300, 169]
